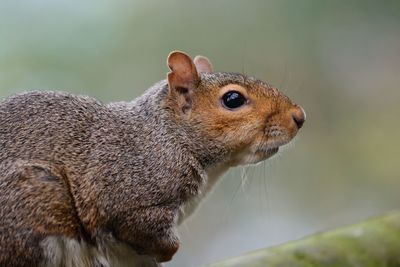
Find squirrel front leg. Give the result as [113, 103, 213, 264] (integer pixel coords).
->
[112, 205, 180, 263]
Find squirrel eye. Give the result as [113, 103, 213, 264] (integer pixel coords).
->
[222, 91, 247, 109]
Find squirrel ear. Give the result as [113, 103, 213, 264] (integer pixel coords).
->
[167, 51, 199, 114]
[167, 51, 199, 91]
[194, 55, 213, 73]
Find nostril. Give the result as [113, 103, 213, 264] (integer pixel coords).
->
[291, 106, 306, 129]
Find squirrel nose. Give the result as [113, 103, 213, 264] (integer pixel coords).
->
[291, 106, 306, 129]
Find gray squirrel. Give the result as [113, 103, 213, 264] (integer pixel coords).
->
[0, 51, 305, 267]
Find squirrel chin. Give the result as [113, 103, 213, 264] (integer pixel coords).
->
[229, 146, 279, 166]
[234, 135, 295, 166]
[246, 147, 279, 165]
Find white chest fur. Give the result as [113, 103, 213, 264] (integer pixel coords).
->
[40, 236, 159, 267]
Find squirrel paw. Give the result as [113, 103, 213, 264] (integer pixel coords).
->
[132, 227, 179, 263]
[151, 231, 180, 262]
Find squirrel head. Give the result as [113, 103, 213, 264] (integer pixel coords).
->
[166, 51, 305, 166]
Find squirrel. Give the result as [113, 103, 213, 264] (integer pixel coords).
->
[0, 51, 305, 267]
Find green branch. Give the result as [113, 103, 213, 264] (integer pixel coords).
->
[203, 211, 400, 267]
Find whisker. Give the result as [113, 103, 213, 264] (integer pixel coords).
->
[278, 61, 289, 94]
[262, 160, 271, 219]
[241, 40, 247, 76]
[240, 166, 250, 192]
[179, 220, 192, 239]
[222, 170, 245, 221]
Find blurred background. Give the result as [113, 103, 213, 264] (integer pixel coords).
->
[1, 0, 400, 266]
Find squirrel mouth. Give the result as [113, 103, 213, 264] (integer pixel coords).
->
[265, 147, 279, 157]
[268, 147, 279, 154]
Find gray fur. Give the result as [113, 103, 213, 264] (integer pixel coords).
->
[0, 66, 303, 266]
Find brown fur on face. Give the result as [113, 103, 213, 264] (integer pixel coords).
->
[185, 73, 304, 165]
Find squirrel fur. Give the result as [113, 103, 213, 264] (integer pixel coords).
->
[0, 51, 305, 266]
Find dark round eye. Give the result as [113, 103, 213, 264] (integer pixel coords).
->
[222, 91, 247, 109]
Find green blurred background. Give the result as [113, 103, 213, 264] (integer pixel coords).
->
[1, 1, 400, 266]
